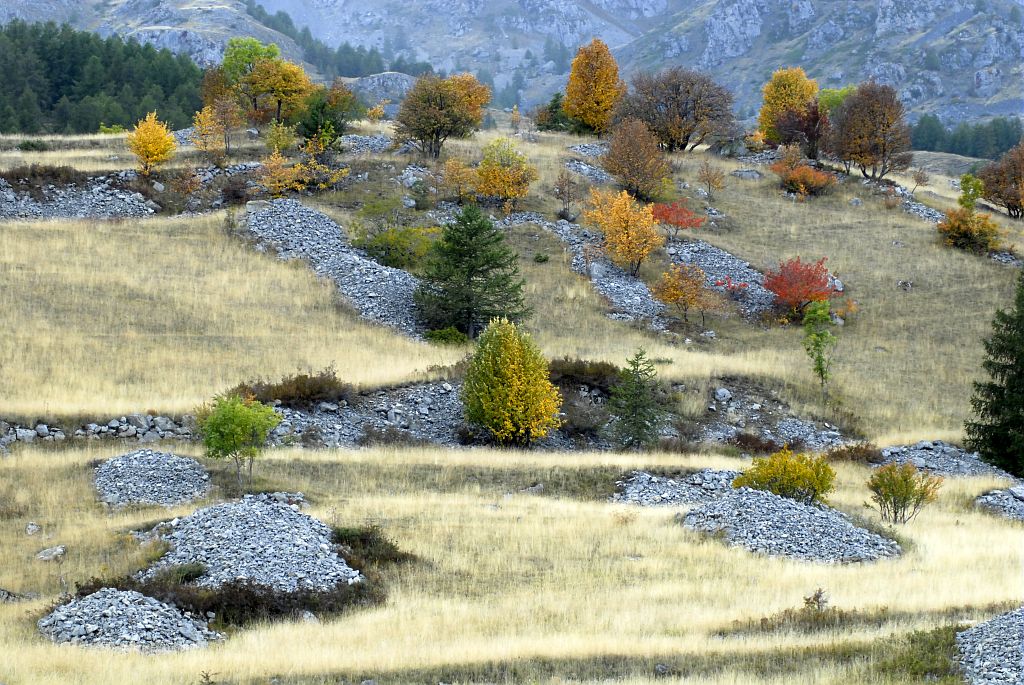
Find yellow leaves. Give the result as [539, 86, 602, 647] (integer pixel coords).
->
[366, 100, 389, 122]
[583, 188, 663, 277]
[448, 72, 491, 127]
[653, 263, 716, 323]
[462, 317, 562, 446]
[293, 135, 349, 191]
[758, 67, 818, 143]
[258, 149, 304, 198]
[127, 111, 176, 176]
[190, 105, 225, 165]
[248, 58, 313, 121]
[442, 158, 477, 203]
[265, 120, 297, 153]
[564, 38, 624, 134]
[475, 137, 538, 212]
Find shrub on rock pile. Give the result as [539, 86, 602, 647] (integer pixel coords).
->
[732, 447, 835, 505]
[867, 463, 943, 524]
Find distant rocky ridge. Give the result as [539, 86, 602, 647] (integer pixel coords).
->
[3, 0, 1021, 122]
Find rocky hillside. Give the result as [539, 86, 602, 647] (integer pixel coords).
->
[2, 0, 1022, 122]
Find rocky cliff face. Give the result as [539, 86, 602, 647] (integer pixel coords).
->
[2, 0, 1021, 122]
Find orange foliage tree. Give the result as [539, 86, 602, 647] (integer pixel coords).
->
[764, 256, 836, 313]
[653, 263, 719, 325]
[980, 142, 1024, 219]
[602, 117, 669, 200]
[651, 200, 706, 239]
[564, 38, 624, 135]
[442, 158, 477, 203]
[395, 73, 491, 158]
[758, 67, 818, 143]
[828, 81, 911, 180]
[583, 189, 663, 276]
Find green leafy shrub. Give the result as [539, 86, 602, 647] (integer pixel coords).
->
[867, 463, 943, 523]
[732, 447, 836, 504]
[533, 252, 550, 263]
[424, 326, 470, 345]
[354, 225, 439, 270]
[228, 368, 354, 408]
[17, 139, 49, 152]
[97, 122, 126, 134]
[827, 442, 884, 464]
[196, 394, 281, 489]
[937, 207, 1001, 253]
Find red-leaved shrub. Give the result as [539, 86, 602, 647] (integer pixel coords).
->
[764, 256, 835, 312]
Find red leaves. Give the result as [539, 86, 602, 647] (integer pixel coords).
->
[764, 257, 835, 311]
[652, 200, 706, 236]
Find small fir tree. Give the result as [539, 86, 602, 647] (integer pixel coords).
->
[607, 348, 665, 450]
[415, 205, 529, 337]
[462, 318, 562, 447]
[965, 271, 1024, 476]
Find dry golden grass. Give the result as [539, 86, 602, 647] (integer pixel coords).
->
[1, 444, 1020, 684]
[0, 212, 460, 420]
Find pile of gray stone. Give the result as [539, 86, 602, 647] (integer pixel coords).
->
[567, 143, 608, 158]
[245, 199, 421, 336]
[880, 441, 1015, 479]
[94, 450, 209, 507]
[700, 384, 846, 449]
[957, 607, 1024, 685]
[565, 158, 613, 184]
[0, 414, 190, 450]
[339, 134, 394, 154]
[171, 128, 195, 147]
[0, 177, 156, 219]
[682, 488, 901, 563]
[273, 381, 463, 447]
[667, 239, 775, 318]
[503, 212, 668, 330]
[139, 493, 362, 592]
[612, 469, 740, 506]
[976, 487, 1024, 522]
[38, 588, 220, 652]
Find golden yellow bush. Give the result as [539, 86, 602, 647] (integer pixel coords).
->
[442, 158, 477, 203]
[127, 111, 176, 176]
[653, 263, 719, 325]
[732, 447, 836, 504]
[758, 67, 818, 143]
[259, 149, 303, 197]
[564, 38, 624, 134]
[190, 105, 226, 166]
[475, 137, 538, 212]
[583, 188, 663, 276]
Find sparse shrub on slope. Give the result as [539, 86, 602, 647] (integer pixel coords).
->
[827, 442, 884, 464]
[732, 447, 835, 505]
[228, 368, 355, 408]
[583, 188, 663, 277]
[353, 225, 438, 271]
[601, 117, 669, 201]
[937, 208, 1001, 253]
[867, 463, 942, 524]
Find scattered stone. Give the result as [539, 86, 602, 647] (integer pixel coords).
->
[612, 469, 740, 506]
[731, 169, 763, 180]
[0, 587, 24, 602]
[0, 177, 153, 220]
[565, 159, 613, 184]
[38, 588, 220, 652]
[976, 489, 1024, 522]
[36, 545, 67, 562]
[849, 197, 862, 207]
[94, 450, 210, 507]
[25, 522, 41, 536]
[667, 239, 775, 318]
[880, 441, 1016, 479]
[339, 135, 394, 155]
[139, 493, 362, 592]
[245, 199, 421, 336]
[682, 488, 901, 563]
[957, 607, 1024, 685]
[567, 143, 608, 158]
[715, 388, 733, 402]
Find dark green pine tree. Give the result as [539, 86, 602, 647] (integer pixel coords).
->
[414, 204, 529, 338]
[607, 348, 665, 450]
[965, 271, 1024, 476]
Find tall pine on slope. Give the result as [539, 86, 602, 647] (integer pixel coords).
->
[965, 271, 1024, 476]
[414, 205, 529, 338]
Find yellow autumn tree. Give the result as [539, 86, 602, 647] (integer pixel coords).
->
[259, 148, 303, 197]
[293, 133, 349, 190]
[758, 67, 819, 143]
[449, 72, 491, 128]
[127, 111, 176, 176]
[564, 38, 624, 134]
[366, 99, 389, 122]
[653, 263, 720, 326]
[442, 158, 477, 203]
[462, 317, 562, 447]
[475, 137, 538, 213]
[249, 58, 313, 122]
[583, 188, 663, 276]
[190, 105, 226, 166]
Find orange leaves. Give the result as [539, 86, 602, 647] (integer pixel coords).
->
[653, 263, 719, 323]
[127, 111, 176, 176]
[564, 38, 624, 134]
[259, 149, 304, 197]
[651, 200, 706, 238]
[764, 256, 835, 312]
[583, 189, 663, 277]
[448, 72, 491, 128]
[758, 67, 818, 143]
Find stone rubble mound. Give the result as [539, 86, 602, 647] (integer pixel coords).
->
[682, 488, 901, 563]
[38, 588, 220, 652]
[880, 441, 1016, 479]
[171, 128, 195, 146]
[339, 134, 394, 154]
[94, 450, 209, 507]
[246, 199, 421, 336]
[565, 158, 613, 183]
[957, 607, 1024, 685]
[0, 177, 155, 219]
[139, 493, 362, 592]
[502, 212, 668, 330]
[667, 239, 775, 317]
[612, 469, 741, 506]
[976, 485, 1024, 522]
[567, 143, 608, 158]
[0, 413, 191, 450]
